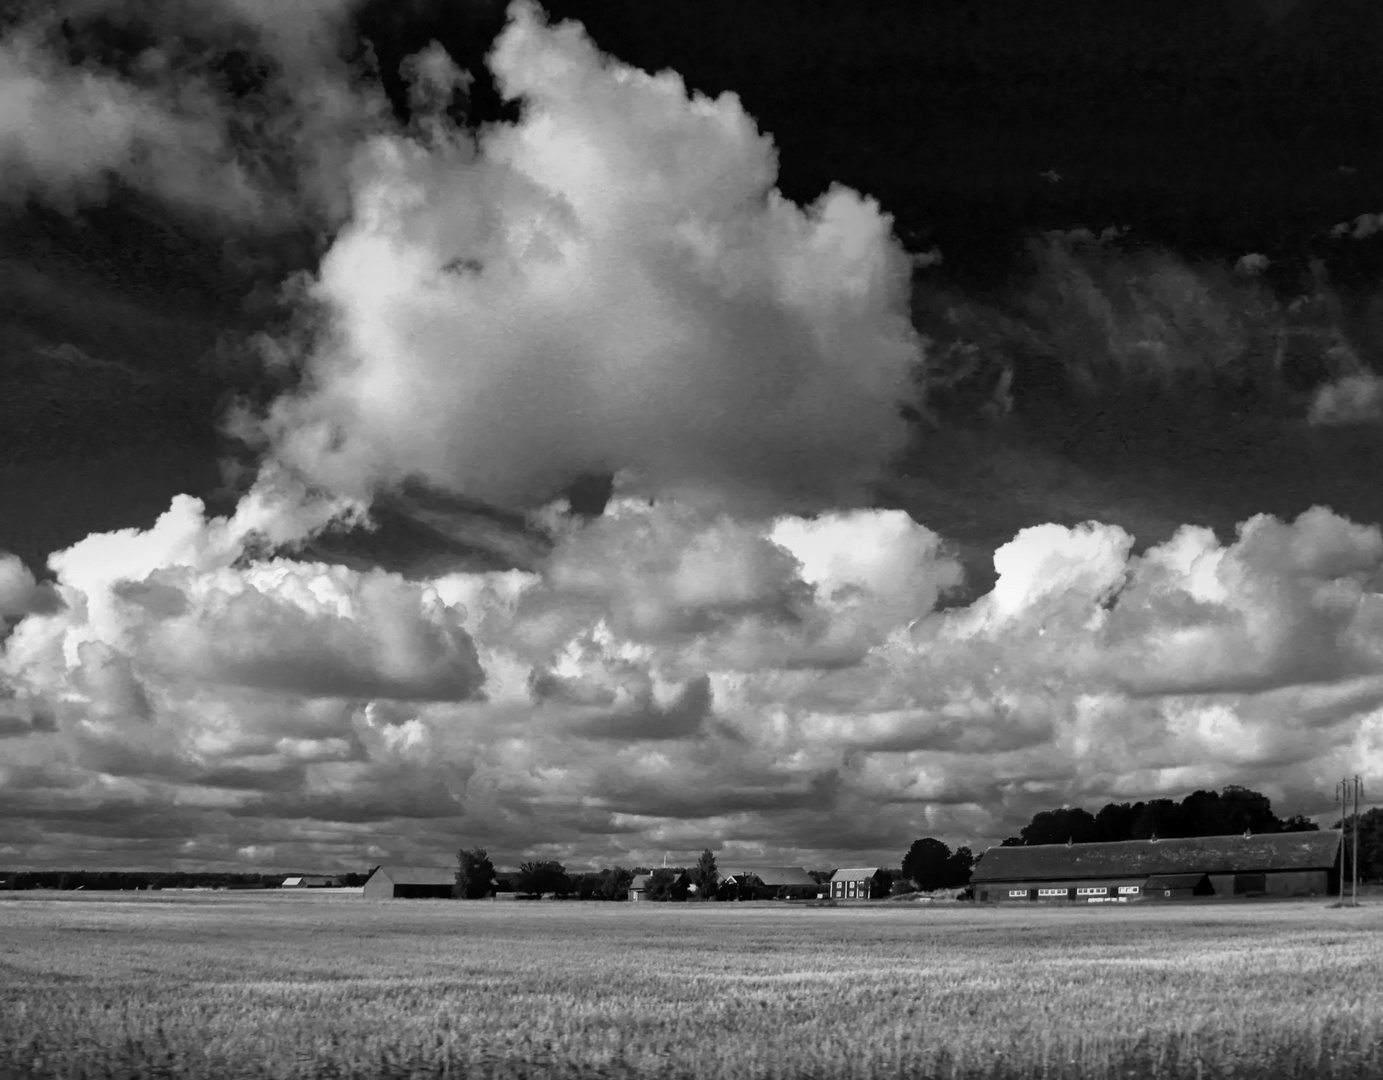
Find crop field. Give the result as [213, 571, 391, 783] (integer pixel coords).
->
[2, 893, 1381, 1080]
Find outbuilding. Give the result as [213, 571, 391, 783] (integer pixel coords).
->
[971, 831, 1341, 903]
[828, 867, 888, 901]
[719, 866, 819, 898]
[281, 875, 342, 888]
[362, 865, 456, 899]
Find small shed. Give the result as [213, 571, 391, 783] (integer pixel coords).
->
[829, 867, 888, 901]
[362, 865, 456, 899]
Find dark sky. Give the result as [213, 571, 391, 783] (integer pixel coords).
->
[1, 0, 1381, 871]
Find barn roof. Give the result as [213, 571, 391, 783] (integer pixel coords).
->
[830, 867, 883, 882]
[971, 831, 1341, 883]
[369, 865, 456, 886]
[281, 876, 303, 886]
[630, 870, 687, 890]
[719, 866, 817, 887]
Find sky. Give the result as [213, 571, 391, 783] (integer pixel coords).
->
[3, 0, 1383, 873]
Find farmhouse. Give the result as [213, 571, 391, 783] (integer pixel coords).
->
[971, 831, 1341, 903]
[362, 865, 456, 899]
[828, 867, 888, 900]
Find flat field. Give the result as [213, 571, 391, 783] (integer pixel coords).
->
[2, 893, 1381, 1080]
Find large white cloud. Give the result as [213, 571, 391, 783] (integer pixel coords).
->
[259, 1, 921, 514]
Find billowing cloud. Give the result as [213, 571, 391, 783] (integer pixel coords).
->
[258, 0, 921, 514]
[4, 1, 1383, 874]
[0, 0, 382, 222]
[4, 489, 1382, 871]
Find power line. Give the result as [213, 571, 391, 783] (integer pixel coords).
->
[1336, 775, 1365, 906]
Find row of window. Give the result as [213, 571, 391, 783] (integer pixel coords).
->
[1006, 885, 1142, 898]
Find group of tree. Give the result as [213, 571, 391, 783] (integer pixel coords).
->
[1339, 808, 1383, 883]
[0, 871, 371, 891]
[900, 839, 975, 891]
[999, 787, 1319, 848]
[455, 847, 836, 901]
[456, 848, 647, 900]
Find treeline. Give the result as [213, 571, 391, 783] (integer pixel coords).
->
[999, 786, 1319, 847]
[0, 871, 371, 891]
[458, 849, 843, 901]
[1340, 808, 1383, 883]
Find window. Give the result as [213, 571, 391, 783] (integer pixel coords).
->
[1008, 889, 1027, 898]
[1076, 887, 1109, 896]
[1037, 888, 1066, 897]
[1118, 886, 1140, 895]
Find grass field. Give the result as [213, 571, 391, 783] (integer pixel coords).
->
[2, 893, 1381, 1080]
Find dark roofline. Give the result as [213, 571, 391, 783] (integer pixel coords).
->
[971, 831, 1341, 882]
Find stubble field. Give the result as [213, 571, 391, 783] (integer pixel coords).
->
[1, 892, 1381, 1080]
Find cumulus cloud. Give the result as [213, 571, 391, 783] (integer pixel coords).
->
[0, 554, 59, 621]
[0, 0, 382, 222]
[1329, 212, 1383, 241]
[0, 26, 254, 212]
[1308, 372, 1383, 425]
[8, 486, 1383, 871]
[5, 2, 1383, 873]
[259, 1, 921, 514]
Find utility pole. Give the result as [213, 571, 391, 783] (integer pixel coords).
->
[1336, 776, 1364, 906]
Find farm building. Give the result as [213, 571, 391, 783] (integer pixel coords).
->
[719, 866, 819, 898]
[971, 831, 1341, 903]
[280, 875, 341, 888]
[628, 870, 689, 901]
[362, 865, 456, 899]
[828, 867, 888, 900]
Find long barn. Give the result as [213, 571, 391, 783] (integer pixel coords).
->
[362, 865, 456, 899]
[971, 831, 1341, 903]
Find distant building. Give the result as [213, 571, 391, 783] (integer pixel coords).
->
[970, 831, 1341, 903]
[280, 875, 342, 889]
[362, 865, 456, 899]
[828, 867, 888, 901]
[628, 870, 689, 902]
[719, 866, 819, 898]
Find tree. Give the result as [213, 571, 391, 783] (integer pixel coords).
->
[901, 841, 975, 890]
[600, 866, 634, 900]
[514, 860, 570, 898]
[456, 847, 496, 899]
[1020, 807, 1098, 846]
[645, 868, 690, 901]
[948, 846, 975, 884]
[692, 849, 718, 899]
[1334, 807, 1383, 883]
[902, 838, 966, 890]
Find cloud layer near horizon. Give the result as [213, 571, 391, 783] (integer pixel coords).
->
[3, 489, 1382, 871]
[4, 1, 1383, 873]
